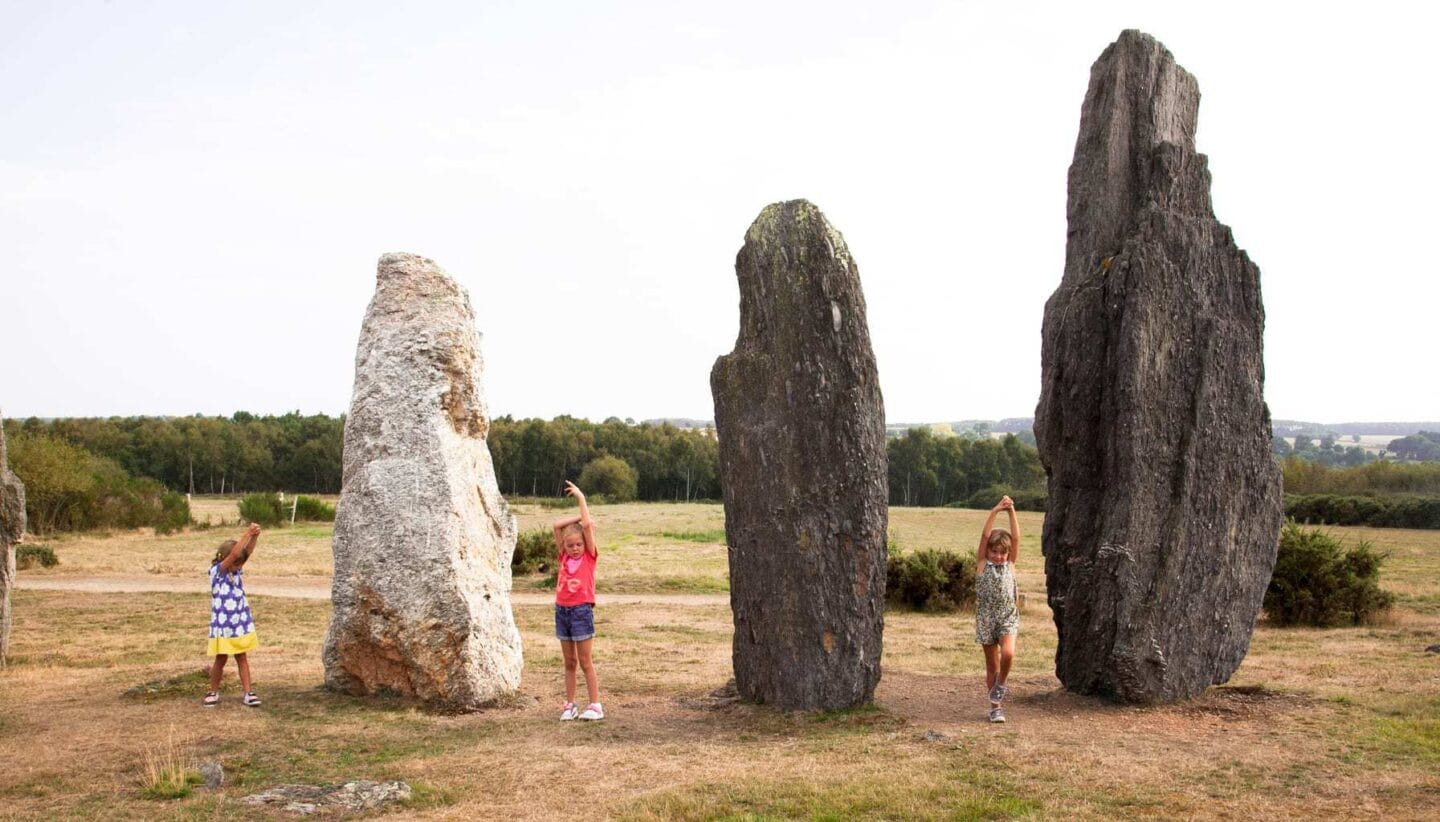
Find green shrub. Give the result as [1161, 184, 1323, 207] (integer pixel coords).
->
[512, 527, 556, 575]
[578, 455, 639, 503]
[154, 489, 191, 535]
[293, 495, 336, 522]
[886, 547, 976, 611]
[1264, 522, 1395, 626]
[15, 544, 59, 570]
[6, 433, 191, 534]
[238, 492, 283, 527]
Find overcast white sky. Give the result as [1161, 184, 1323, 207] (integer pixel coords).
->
[2, 0, 1436, 425]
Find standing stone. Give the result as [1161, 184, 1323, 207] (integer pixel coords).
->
[711, 200, 888, 710]
[1034, 31, 1283, 703]
[0, 417, 25, 667]
[323, 253, 522, 710]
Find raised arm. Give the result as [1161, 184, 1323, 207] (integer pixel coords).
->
[977, 502, 1003, 577]
[221, 523, 261, 573]
[566, 481, 597, 557]
[552, 481, 598, 557]
[1003, 497, 1020, 563]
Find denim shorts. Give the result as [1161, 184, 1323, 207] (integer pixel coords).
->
[555, 603, 595, 642]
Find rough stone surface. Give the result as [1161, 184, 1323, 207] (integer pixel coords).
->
[196, 761, 225, 790]
[1034, 30, 1283, 704]
[710, 199, 888, 711]
[239, 781, 412, 815]
[322, 252, 522, 710]
[0, 418, 25, 667]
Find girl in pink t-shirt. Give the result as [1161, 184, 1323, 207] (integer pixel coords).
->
[553, 480, 602, 721]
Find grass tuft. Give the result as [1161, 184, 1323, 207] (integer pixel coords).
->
[139, 726, 201, 800]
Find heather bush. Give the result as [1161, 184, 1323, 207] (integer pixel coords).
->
[512, 527, 556, 575]
[16, 544, 59, 570]
[238, 492, 284, 527]
[293, 495, 336, 522]
[1264, 522, 1394, 627]
[886, 546, 976, 611]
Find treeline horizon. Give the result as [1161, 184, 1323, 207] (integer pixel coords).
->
[4, 412, 1437, 510]
[2, 412, 1049, 509]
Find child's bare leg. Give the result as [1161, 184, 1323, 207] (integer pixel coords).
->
[997, 634, 1016, 686]
[576, 638, 599, 704]
[235, 653, 253, 693]
[209, 654, 228, 691]
[560, 641, 579, 703]
[982, 644, 1000, 694]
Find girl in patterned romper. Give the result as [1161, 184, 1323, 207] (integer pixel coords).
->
[976, 495, 1020, 723]
[203, 523, 262, 707]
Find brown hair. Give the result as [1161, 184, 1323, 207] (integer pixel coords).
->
[987, 530, 1012, 552]
[212, 539, 237, 566]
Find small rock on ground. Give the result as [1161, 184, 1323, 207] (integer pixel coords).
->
[196, 761, 224, 790]
[240, 781, 411, 816]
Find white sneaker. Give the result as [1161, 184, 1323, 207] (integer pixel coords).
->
[242, 691, 262, 708]
[559, 702, 579, 721]
[578, 702, 604, 721]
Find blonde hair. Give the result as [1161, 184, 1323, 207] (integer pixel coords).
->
[987, 530, 1012, 552]
[561, 523, 584, 539]
[212, 539, 237, 566]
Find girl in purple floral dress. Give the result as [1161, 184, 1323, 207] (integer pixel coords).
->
[203, 523, 262, 707]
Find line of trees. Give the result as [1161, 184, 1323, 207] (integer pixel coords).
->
[1386, 431, 1440, 462]
[6, 413, 1058, 513]
[4, 413, 344, 495]
[488, 416, 720, 502]
[21, 412, 1440, 531]
[885, 427, 1045, 507]
[1273, 434, 1376, 467]
[0, 413, 723, 503]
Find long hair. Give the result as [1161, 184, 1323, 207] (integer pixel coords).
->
[212, 539, 236, 566]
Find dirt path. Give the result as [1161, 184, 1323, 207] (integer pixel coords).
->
[15, 575, 728, 606]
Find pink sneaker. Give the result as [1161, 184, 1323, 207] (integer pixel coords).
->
[559, 702, 579, 721]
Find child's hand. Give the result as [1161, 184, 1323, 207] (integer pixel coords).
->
[564, 481, 585, 500]
[999, 496, 1014, 511]
[246, 523, 262, 537]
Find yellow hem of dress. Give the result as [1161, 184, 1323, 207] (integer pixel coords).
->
[207, 632, 258, 655]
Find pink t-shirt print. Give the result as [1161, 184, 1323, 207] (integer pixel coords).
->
[555, 551, 596, 607]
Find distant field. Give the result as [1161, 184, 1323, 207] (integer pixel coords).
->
[19, 500, 1049, 597]
[1282, 434, 1401, 455]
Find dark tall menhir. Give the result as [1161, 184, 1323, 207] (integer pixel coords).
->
[1034, 31, 1283, 703]
[711, 200, 889, 710]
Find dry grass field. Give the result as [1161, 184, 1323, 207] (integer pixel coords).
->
[3, 501, 1438, 820]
